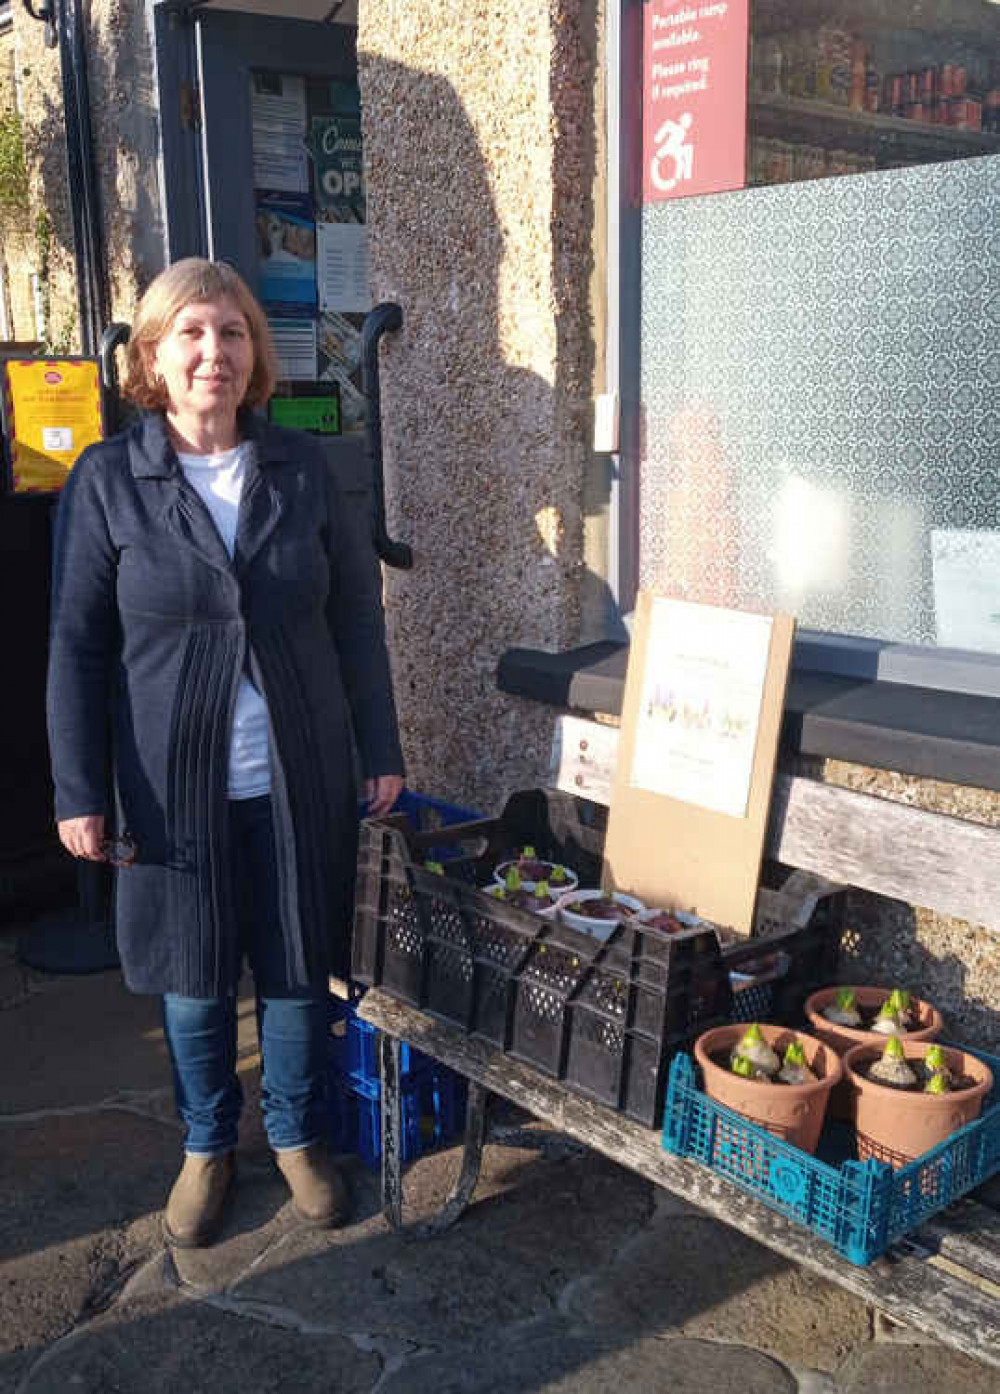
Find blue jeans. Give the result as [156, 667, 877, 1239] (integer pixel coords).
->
[162, 796, 328, 1156]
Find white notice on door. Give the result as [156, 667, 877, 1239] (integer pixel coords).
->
[932, 528, 1000, 654]
[317, 221, 371, 314]
[42, 427, 73, 452]
[251, 74, 308, 193]
[269, 318, 317, 382]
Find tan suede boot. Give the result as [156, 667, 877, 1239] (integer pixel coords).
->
[275, 1143, 350, 1228]
[163, 1152, 236, 1248]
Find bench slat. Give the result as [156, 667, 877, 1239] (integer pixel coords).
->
[551, 715, 1000, 930]
[359, 989, 1000, 1370]
[920, 1198, 1000, 1287]
[768, 775, 1000, 932]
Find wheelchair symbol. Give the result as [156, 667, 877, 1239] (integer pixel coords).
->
[650, 114, 694, 193]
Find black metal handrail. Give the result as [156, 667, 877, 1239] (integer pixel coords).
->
[98, 322, 130, 434]
[362, 302, 412, 570]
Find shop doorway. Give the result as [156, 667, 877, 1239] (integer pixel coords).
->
[156, 2, 369, 467]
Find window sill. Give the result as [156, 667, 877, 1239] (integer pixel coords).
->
[497, 642, 1000, 793]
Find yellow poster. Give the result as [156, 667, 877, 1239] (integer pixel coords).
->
[3, 358, 104, 492]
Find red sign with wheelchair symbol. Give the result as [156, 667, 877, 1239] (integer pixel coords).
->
[642, 0, 750, 202]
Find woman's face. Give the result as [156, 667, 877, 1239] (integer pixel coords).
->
[150, 295, 255, 423]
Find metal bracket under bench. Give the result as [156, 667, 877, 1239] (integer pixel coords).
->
[360, 986, 1000, 1372]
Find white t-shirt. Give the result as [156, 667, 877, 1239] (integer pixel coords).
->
[177, 443, 271, 800]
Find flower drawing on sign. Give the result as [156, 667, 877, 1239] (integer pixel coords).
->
[650, 113, 694, 193]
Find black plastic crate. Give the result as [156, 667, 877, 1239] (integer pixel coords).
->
[352, 790, 846, 1127]
[352, 789, 734, 1125]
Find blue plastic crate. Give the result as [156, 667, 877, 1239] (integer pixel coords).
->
[662, 1044, 1000, 1266]
[326, 1065, 468, 1169]
[390, 789, 483, 864]
[328, 992, 430, 1085]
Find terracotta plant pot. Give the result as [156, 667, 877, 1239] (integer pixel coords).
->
[844, 1040, 993, 1170]
[804, 985, 944, 1119]
[694, 1023, 843, 1155]
[805, 985, 943, 1054]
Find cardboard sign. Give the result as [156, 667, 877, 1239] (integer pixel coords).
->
[603, 593, 795, 935]
[2, 358, 105, 493]
[642, 0, 750, 202]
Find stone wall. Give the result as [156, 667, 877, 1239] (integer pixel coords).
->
[12, 5, 78, 350]
[10, 0, 164, 353]
[358, 0, 601, 815]
[86, 0, 165, 318]
[0, 28, 35, 341]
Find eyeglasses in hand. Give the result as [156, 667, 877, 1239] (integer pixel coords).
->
[101, 831, 138, 867]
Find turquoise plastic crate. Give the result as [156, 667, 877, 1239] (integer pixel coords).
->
[662, 1044, 1000, 1266]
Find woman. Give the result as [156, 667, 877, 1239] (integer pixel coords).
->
[46, 258, 403, 1247]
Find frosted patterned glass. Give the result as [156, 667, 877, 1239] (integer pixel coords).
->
[638, 156, 1000, 651]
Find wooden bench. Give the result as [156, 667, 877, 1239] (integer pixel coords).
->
[357, 717, 1000, 1369]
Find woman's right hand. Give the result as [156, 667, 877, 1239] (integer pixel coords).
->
[58, 815, 106, 861]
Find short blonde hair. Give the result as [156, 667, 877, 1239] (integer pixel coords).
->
[122, 258, 280, 410]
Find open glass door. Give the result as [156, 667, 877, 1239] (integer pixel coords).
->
[159, 6, 369, 466]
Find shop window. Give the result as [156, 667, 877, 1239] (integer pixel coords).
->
[633, 2, 1000, 656]
[750, 0, 1000, 186]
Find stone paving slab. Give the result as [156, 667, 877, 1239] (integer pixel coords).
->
[562, 1207, 872, 1374]
[0, 959, 256, 1117]
[231, 1144, 654, 1348]
[0, 1111, 179, 1355]
[11, 1288, 382, 1394]
[4, 947, 997, 1393]
[376, 1320, 799, 1394]
[836, 1342, 1000, 1392]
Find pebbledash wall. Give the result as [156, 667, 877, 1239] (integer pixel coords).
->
[358, 0, 606, 814]
[356, 3, 997, 1044]
[4, 0, 997, 1040]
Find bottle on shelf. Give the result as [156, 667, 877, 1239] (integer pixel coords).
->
[849, 39, 867, 112]
[754, 34, 785, 97]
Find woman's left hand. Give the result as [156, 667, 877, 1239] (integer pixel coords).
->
[364, 774, 404, 818]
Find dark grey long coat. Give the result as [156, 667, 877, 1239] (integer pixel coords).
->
[46, 410, 404, 996]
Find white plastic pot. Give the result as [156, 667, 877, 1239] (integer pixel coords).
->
[556, 889, 646, 941]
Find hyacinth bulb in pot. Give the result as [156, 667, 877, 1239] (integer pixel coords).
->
[694, 1021, 842, 1154]
[804, 985, 944, 1119]
[485, 865, 560, 918]
[844, 1036, 993, 1169]
[493, 845, 578, 894]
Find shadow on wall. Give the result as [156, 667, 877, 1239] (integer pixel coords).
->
[839, 890, 999, 1053]
[361, 30, 609, 814]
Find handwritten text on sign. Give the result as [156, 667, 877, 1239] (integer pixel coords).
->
[642, 0, 750, 203]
